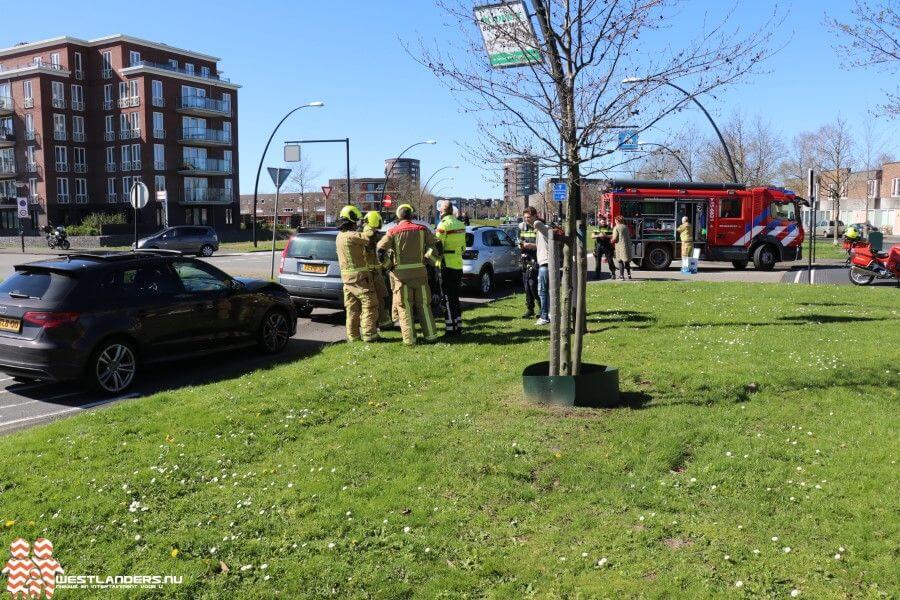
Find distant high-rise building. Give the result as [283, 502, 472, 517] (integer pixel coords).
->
[504, 156, 539, 208]
[384, 157, 420, 188]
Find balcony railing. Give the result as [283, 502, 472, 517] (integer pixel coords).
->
[75, 194, 88, 204]
[177, 95, 231, 115]
[154, 160, 166, 171]
[107, 193, 117, 203]
[55, 162, 69, 172]
[0, 128, 13, 145]
[102, 69, 112, 79]
[103, 99, 113, 110]
[179, 127, 232, 144]
[106, 163, 117, 172]
[104, 131, 115, 141]
[73, 132, 85, 142]
[74, 69, 84, 81]
[26, 162, 38, 172]
[74, 163, 87, 173]
[23, 98, 34, 109]
[0, 96, 13, 112]
[72, 100, 85, 111]
[182, 187, 232, 204]
[53, 131, 67, 141]
[131, 60, 230, 82]
[152, 97, 165, 108]
[25, 131, 36, 142]
[0, 159, 15, 175]
[178, 158, 232, 174]
[119, 129, 141, 140]
[153, 129, 165, 139]
[51, 98, 66, 109]
[57, 194, 70, 204]
[132, 160, 142, 170]
[121, 161, 132, 171]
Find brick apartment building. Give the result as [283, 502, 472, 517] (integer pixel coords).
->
[817, 161, 900, 232]
[0, 34, 240, 233]
[239, 192, 328, 226]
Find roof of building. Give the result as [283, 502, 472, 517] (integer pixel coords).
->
[0, 34, 221, 62]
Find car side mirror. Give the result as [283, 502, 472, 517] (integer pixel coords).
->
[229, 278, 245, 292]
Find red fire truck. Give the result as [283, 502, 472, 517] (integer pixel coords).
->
[599, 180, 805, 270]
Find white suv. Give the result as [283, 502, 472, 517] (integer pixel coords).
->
[461, 226, 521, 295]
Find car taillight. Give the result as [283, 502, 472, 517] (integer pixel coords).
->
[278, 239, 292, 274]
[23, 311, 80, 329]
[462, 249, 478, 260]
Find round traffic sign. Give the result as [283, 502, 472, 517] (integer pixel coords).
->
[130, 181, 150, 209]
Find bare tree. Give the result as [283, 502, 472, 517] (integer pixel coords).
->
[416, 0, 779, 375]
[698, 113, 785, 185]
[826, 1, 900, 118]
[859, 118, 889, 232]
[816, 116, 855, 244]
[285, 154, 323, 226]
[779, 131, 822, 197]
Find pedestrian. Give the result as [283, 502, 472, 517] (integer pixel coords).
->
[518, 214, 540, 318]
[460, 212, 471, 226]
[377, 204, 440, 345]
[610, 215, 633, 280]
[520, 206, 552, 325]
[363, 210, 392, 329]
[591, 218, 615, 280]
[677, 216, 693, 259]
[435, 200, 466, 336]
[336, 205, 380, 343]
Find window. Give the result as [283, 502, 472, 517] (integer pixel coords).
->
[892, 178, 900, 197]
[185, 207, 209, 225]
[200, 66, 210, 78]
[74, 51, 83, 77]
[120, 265, 180, 297]
[24, 114, 33, 136]
[168, 58, 178, 69]
[72, 115, 85, 142]
[71, 84, 84, 110]
[172, 260, 230, 293]
[155, 175, 166, 191]
[129, 51, 141, 66]
[154, 144, 164, 170]
[119, 81, 128, 100]
[184, 63, 194, 75]
[867, 180, 878, 198]
[152, 80, 163, 106]
[223, 122, 232, 141]
[73, 147, 86, 171]
[107, 177, 116, 201]
[106, 146, 115, 168]
[105, 115, 114, 136]
[103, 83, 112, 107]
[129, 79, 139, 99]
[51, 81, 65, 108]
[719, 198, 742, 219]
[28, 177, 38, 200]
[122, 176, 132, 195]
[225, 208, 232, 225]
[101, 51, 112, 74]
[222, 92, 231, 113]
[770, 202, 796, 221]
[153, 112, 164, 138]
[57, 177, 69, 202]
[53, 114, 66, 139]
[23, 81, 33, 102]
[75, 178, 87, 202]
[55, 146, 68, 170]
[224, 150, 232, 171]
[50, 53, 60, 68]
[33, 57, 42, 66]
[26, 146, 35, 167]
[121, 145, 132, 170]
[224, 178, 233, 199]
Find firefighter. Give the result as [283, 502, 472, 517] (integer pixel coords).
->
[363, 210, 392, 328]
[519, 214, 540, 317]
[435, 200, 466, 335]
[377, 204, 440, 345]
[677, 216, 693, 258]
[336, 205, 379, 343]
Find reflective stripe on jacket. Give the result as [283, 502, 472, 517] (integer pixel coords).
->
[376, 220, 437, 283]
[436, 215, 466, 270]
[336, 230, 374, 284]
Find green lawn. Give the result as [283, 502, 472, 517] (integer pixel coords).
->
[0, 282, 897, 598]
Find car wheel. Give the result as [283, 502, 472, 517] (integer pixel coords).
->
[478, 267, 494, 296]
[258, 309, 291, 354]
[61, 240, 71, 250]
[199, 244, 215, 257]
[643, 245, 672, 270]
[752, 244, 777, 271]
[732, 260, 749, 270]
[88, 339, 138, 395]
[849, 268, 874, 286]
[295, 303, 313, 318]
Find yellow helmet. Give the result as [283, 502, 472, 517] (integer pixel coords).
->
[365, 211, 382, 229]
[846, 225, 860, 239]
[339, 205, 362, 223]
[396, 204, 414, 220]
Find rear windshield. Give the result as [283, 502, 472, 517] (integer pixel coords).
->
[465, 233, 474, 248]
[287, 235, 338, 261]
[0, 270, 75, 301]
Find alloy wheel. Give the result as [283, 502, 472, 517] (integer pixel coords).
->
[95, 343, 137, 394]
[262, 311, 290, 353]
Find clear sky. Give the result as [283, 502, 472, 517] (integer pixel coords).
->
[3, 0, 897, 197]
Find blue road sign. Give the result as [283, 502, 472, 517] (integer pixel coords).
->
[618, 130, 639, 151]
[553, 182, 567, 201]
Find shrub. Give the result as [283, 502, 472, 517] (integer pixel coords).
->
[67, 212, 127, 236]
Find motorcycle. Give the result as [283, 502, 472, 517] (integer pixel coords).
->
[848, 242, 900, 286]
[43, 225, 70, 250]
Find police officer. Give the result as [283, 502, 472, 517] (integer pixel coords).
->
[363, 211, 392, 329]
[377, 204, 440, 345]
[518, 215, 539, 318]
[336, 205, 379, 343]
[591, 217, 615, 280]
[435, 200, 466, 336]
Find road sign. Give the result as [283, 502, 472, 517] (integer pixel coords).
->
[618, 130, 639, 151]
[553, 183, 567, 201]
[322, 186, 332, 199]
[267, 167, 292, 190]
[383, 194, 393, 209]
[284, 144, 301, 163]
[155, 190, 167, 201]
[130, 181, 149, 209]
[17, 197, 29, 219]
[474, 1, 541, 68]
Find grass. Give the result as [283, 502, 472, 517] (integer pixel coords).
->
[0, 282, 897, 598]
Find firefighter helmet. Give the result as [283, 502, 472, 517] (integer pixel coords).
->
[339, 205, 362, 223]
[365, 211, 382, 229]
[396, 204, 414, 220]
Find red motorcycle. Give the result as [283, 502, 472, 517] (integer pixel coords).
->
[848, 242, 900, 286]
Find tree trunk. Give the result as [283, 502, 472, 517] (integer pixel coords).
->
[833, 197, 839, 244]
[548, 230, 560, 376]
[561, 150, 582, 374]
[573, 219, 587, 375]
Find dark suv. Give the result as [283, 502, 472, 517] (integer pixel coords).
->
[0, 251, 296, 394]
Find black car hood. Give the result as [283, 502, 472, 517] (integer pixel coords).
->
[236, 277, 281, 292]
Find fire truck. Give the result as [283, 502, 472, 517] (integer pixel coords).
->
[599, 180, 805, 271]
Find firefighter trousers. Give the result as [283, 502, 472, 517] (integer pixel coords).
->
[370, 268, 392, 327]
[441, 266, 463, 333]
[343, 277, 379, 342]
[389, 274, 438, 345]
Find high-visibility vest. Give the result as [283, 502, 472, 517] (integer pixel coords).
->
[436, 215, 466, 270]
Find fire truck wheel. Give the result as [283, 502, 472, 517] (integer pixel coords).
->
[731, 260, 748, 270]
[752, 244, 777, 271]
[643, 245, 672, 270]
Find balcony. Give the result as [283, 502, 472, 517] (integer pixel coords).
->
[179, 127, 231, 147]
[103, 99, 113, 110]
[177, 158, 232, 176]
[55, 162, 69, 173]
[24, 131, 36, 142]
[0, 96, 12, 116]
[75, 194, 88, 204]
[73, 132, 85, 143]
[51, 98, 66, 109]
[0, 128, 14, 148]
[152, 97, 165, 108]
[57, 194, 70, 204]
[106, 193, 117, 203]
[177, 95, 231, 117]
[104, 131, 116, 141]
[53, 131, 67, 141]
[74, 163, 87, 173]
[23, 98, 34, 109]
[117, 96, 140, 108]
[106, 163, 117, 173]
[0, 159, 15, 178]
[119, 129, 141, 140]
[181, 187, 232, 204]
[130, 60, 230, 83]
[72, 100, 85, 112]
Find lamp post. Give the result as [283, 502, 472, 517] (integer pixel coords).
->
[381, 140, 436, 209]
[251, 102, 324, 247]
[637, 142, 693, 181]
[622, 77, 737, 183]
[419, 165, 459, 201]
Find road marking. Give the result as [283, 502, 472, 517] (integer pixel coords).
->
[0, 393, 138, 429]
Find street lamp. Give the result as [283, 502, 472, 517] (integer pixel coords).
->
[251, 101, 324, 247]
[622, 77, 737, 183]
[419, 165, 460, 201]
[637, 142, 693, 181]
[382, 140, 436, 207]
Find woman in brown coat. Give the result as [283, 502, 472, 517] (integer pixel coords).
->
[610, 215, 633, 280]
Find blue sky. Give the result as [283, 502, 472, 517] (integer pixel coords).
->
[3, 0, 897, 197]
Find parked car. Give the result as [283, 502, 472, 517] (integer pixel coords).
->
[462, 226, 522, 295]
[814, 220, 845, 238]
[135, 226, 220, 257]
[0, 251, 296, 394]
[277, 229, 343, 317]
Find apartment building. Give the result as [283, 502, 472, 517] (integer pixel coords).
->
[0, 34, 240, 232]
[503, 156, 539, 207]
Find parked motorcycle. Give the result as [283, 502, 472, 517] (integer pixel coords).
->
[43, 225, 70, 250]
[848, 242, 900, 286]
